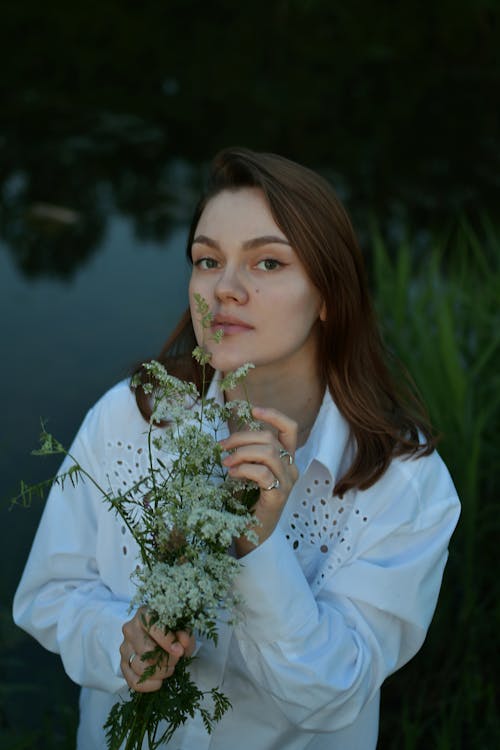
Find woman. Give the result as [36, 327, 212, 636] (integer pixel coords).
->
[14, 148, 460, 749]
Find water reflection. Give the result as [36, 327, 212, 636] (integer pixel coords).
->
[0, 122, 204, 279]
[0, 208, 191, 734]
[1, 98, 499, 280]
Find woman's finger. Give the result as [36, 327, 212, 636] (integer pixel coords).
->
[251, 406, 298, 454]
[224, 459, 284, 491]
[226, 446, 285, 487]
[120, 609, 188, 691]
[223, 443, 298, 487]
[221, 428, 282, 450]
[121, 643, 178, 690]
[148, 624, 185, 657]
[175, 629, 197, 658]
[221, 407, 298, 456]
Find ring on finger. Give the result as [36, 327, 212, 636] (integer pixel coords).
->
[128, 651, 137, 668]
[279, 448, 294, 465]
[264, 477, 280, 491]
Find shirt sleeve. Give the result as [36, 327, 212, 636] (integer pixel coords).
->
[232, 452, 460, 732]
[13, 401, 131, 694]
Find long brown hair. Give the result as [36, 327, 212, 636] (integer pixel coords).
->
[135, 147, 435, 496]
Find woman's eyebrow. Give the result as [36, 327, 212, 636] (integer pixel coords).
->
[192, 234, 291, 249]
[243, 235, 291, 249]
[192, 234, 219, 248]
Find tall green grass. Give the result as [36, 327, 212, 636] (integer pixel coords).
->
[373, 218, 500, 749]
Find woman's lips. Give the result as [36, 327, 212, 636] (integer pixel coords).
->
[211, 317, 253, 335]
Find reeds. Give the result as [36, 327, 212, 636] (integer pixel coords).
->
[373, 218, 500, 749]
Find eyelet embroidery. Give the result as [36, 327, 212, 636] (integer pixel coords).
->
[283, 480, 368, 594]
[104, 441, 151, 501]
[102, 439, 153, 561]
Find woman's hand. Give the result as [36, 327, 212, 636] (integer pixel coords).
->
[220, 405, 299, 557]
[120, 607, 196, 692]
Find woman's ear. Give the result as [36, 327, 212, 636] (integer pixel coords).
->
[319, 301, 327, 322]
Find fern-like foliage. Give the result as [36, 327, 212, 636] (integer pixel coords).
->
[104, 657, 231, 750]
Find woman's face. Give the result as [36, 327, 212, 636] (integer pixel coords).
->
[188, 187, 325, 375]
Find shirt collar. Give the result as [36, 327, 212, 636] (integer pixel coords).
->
[295, 387, 353, 486]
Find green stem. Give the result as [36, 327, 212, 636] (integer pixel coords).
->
[123, 694, 150, 750]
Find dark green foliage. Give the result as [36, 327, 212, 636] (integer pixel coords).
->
[373, 219, 499, 749]
[103, 657, 231, 750]
[1, 0, 499, 281]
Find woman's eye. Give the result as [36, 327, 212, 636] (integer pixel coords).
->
[194, 257, 219, 270]
[256, 258, 281, 271]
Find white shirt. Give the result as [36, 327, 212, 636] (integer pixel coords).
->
[13, 377, 460, 749]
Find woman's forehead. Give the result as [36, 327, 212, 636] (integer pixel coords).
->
[195, 188, 286, 241]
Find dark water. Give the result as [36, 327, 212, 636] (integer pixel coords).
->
[0, 213, 190, 734]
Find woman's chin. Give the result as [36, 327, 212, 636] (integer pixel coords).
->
[210, 353, 250, 374]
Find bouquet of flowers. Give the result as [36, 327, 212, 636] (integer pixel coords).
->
[15, 295, 261, 750]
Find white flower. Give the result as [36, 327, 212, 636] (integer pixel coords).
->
[219, 363, 255, 392]
[30, 296, 258, 749]
[132, 553, 242, 636]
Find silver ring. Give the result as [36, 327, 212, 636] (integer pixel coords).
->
[279, 449, 294, 465]
[264, 478, 280, 491]
[128, 651, 137, 668]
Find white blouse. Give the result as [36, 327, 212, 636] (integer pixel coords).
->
[13, 376, 460, 750]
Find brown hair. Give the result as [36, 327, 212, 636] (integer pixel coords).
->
[135, 147, 435, 496]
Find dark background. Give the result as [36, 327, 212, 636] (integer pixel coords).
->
[2, 0, 499, 281]
[1, 1, 499, 747]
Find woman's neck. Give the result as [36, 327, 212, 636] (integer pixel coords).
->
[225, 362, 324, 447]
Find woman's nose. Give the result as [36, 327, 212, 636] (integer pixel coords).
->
[214, 265, 249, 304]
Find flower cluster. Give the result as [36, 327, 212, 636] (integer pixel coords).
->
[102, 356, 260, 749]
[17, 294, 261, 750]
